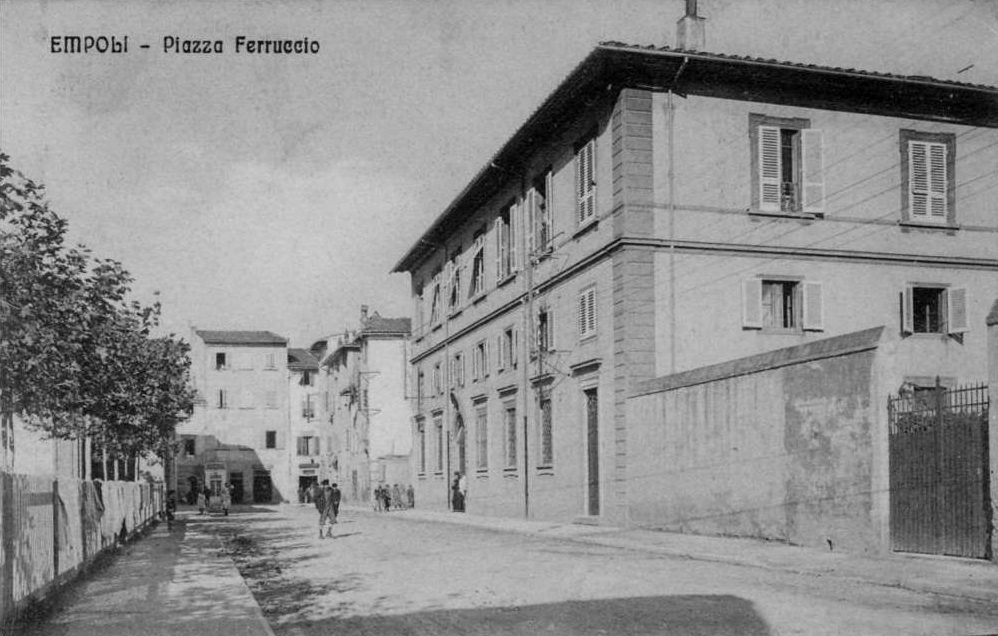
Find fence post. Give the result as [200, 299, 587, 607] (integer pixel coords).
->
[52, 479, 59, 579]
[1, 473, 14, 624]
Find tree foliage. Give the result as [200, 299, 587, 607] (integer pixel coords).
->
[0, 152, 194, 463]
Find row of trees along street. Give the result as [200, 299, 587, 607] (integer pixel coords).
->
[0, 152, 195, 478]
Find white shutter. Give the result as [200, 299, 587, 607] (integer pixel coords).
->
[588, 289, 596, 335]
[928, 143, 947, 219]
[578, 293, 587, 336]
[545, 171, 554, 246]
[801, 281, 824, 331]
[909, 142, 932, 220]
[526, 189, 536, 257]
[512, 328, 519, 367]
[496, 334, 505, 371]
[494, 217, 503, 281]
[577, 140, 596, 223]
[758, 126, 782, 211]
[947, 287, 969, 334]
[801, 129, 825, 213]
[509, 202, 518, 272]
[548, 309, 555, 351]
[742, 279, 763, 329]
[901, 285, 914, 334]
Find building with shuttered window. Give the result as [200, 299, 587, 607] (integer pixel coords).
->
[391, 8, 997, 550]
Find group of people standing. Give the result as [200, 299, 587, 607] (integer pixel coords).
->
[196, 483, 233, 516]
[311, 479, 341, 538]
[374, 483, 413, 511]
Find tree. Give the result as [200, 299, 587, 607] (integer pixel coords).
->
[0, 152, 194, 473]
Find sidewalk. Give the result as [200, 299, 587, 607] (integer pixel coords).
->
[22, 510, 273, 636]
[351, 505, 998, 604]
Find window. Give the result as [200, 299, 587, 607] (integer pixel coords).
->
[447, 252, 463, 313]
[468, 230, 486, 299]
[182, 437, 196, 456]
[416, 418, 426, 474]
[414, 284, 425, 335]
[497, 326, 517, 372]
[901, 130, 955, 225]
[265, 353, 276, 369]
[751, 114, 823, 214]
[297, 436, 319, 456]
[475, 401, 488, 470]
[742, 278, 823, 331]
[217, 389, 229, 409]
[416, 367, 425, 404]
[432, 362, 442, 395]
[578, 286, 597, 340]
[536, 306, 555, 354]
[215, 352, 227, 370]
[902, 285, 968, 335]
[417, 418, 426, 473]
[451, 352, 465, 388]
[302, 395, 314, 419]
[495, 201, 518, 281]
[300, 370, 313, 387]
[538, 394, 553, 467]
[504, 403, 517, 469]
[265, 430, 277, 449]
[434, 413, 444, 473]
[528, 171, 553, 256]
[473, 340, 489, 381]
[429, 272, 442, 324]
[576, 137, 596, 224]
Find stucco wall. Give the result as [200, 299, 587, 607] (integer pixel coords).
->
[628, 332, 883, 553]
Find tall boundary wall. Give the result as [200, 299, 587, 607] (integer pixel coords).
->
[0, 474, 162, 629]
[627, 327, 888, 553]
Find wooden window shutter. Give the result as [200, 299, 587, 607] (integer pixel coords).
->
[801, 281, 824, 331]
[577, 140, 596, 223]
[545, 171, 554, 247]
[496, 334, 504, 371]
[947, 287, 969, 334]
[578, 293, 587, 336]
[588, 289, 597, 334]
[901, 285, 914, 334]
[494, 217, 503, 281]
[512, 328, 519, 367]
[526, 189, 536, 257]
[548, 309, 555, 351]
[928, 142, 947, 219]
[509, 202, 518, 272]
[908, 142, 930, 219]
[758, 126, 781, 211]
[742, 279, 763, 329]
[801, 129, 825, 213]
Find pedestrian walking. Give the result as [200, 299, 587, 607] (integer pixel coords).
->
[406, 484, 414, 509]
[221, 483, 232, 516]
[196, 488, 206, 515]
[392, 484, 403, 511]
[373, 485, 383, 511]
[381, 484, 392, 512]
[451, 472, 464, 512]
[315, 479, 334, 538]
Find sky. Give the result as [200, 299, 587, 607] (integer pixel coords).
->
[2, 0, 996, 347]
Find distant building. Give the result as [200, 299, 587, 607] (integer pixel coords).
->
[176, 329, 290, 504]
[317, 306, 411, 503]
[288, 347, 333, 499]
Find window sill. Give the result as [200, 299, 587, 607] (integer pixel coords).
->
[475, 469, 489, 478]
[573, 218, 598, 239]
[431, 323, 443, 333]
[448, 307, 463, 319]
[471, 292, 487, 306]
[748, 209, 817, 221]
[497, 273, 517, 288]
[579, 333, 598, 343]
[899, 220, 959, 233]
[502, 468, 519, 478]
[535, 466, 554, 476]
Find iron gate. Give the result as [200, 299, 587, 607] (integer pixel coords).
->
[888, 380, 990, 559]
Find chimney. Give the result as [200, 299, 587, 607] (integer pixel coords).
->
[675, 0, 705, 51]
[360, 304, 369, 324]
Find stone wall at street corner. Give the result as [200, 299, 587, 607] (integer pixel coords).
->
[626, 327, 884, 553]
[0, 473, 162, 628]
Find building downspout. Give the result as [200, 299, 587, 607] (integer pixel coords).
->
[667, 88, 677, 374]
[521, 175, 532, 520]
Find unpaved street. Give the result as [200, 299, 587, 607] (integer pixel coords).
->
[206, 505, 997, 636]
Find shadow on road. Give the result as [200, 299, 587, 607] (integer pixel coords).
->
[279, 594, 772, 636]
